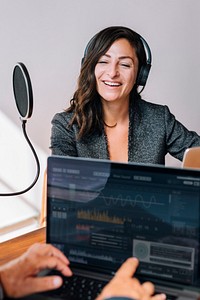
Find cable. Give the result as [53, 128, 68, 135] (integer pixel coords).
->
[0, 120, 40, 196]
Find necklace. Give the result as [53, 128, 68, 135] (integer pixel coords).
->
[103, 121, 117, 128]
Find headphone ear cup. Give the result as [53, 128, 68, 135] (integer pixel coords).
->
[136, 64, 151, 87]
[81, 34, 97, 66]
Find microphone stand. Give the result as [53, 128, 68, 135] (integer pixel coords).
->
[0, 120, 40, 196]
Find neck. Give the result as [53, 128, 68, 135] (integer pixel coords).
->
[102, 98, 129, 125]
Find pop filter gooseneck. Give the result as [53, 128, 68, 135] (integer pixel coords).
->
[0, 62, 40, 196]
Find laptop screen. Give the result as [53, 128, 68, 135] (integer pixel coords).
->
[47, 156, 200, 288]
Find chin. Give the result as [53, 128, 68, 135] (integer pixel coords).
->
[100, 93, 121, 102]
[101, 97, 120, 103]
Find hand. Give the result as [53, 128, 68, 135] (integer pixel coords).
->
[0, 243, 72, 298]
[96, 257, 166, 300]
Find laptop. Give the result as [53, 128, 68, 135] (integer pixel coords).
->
[16, 156, 200, 300]
[182, 147, 200, 169]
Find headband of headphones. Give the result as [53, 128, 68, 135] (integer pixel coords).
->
[82, 32, 152, 88]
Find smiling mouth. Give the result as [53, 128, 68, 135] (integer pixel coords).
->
[103, 81, 121, 87]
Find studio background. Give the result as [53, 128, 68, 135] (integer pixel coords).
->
[0, 0, 200, 240]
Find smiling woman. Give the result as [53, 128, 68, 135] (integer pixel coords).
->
[50, 26, 200, 165]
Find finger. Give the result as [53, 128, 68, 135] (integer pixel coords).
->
[36, 256, 72, 277]
[115, 257, 139, 278]
[151, 293, 166, 300]
[23, 275, 63, 296]
[38, 244, 69, 264]
[32, 243, 70, 265]
[142, 281, 166, 300]
[142, 281, 155, 295]
[45, 244, 70, 265]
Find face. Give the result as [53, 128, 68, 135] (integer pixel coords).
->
[94, 38, 139, 104]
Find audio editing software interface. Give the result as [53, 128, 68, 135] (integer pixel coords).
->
[47, 158, 200, 286]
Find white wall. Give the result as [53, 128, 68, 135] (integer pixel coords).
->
[0, 0, 200, 212]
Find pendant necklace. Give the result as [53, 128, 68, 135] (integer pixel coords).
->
[103, 121, 117, 128]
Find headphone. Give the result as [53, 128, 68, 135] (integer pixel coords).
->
[136, 36, 152, 87]
[81, 33, 152, 88]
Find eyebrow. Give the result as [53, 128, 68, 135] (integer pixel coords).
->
[102, 54, 134, 62]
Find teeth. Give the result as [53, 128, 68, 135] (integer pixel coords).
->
[104, 81, 120, 86]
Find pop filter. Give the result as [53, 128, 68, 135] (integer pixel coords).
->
[13, 62, 33, 120]
[0, 62, 40, 196]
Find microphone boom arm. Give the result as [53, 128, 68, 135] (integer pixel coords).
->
[0, 120, 40, 196]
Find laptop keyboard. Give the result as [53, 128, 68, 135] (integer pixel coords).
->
[47, 274, 179, 300]
[165, 296, 177, 300]
[50, 274, 107, 299]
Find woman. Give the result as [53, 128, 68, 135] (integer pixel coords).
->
[50, 26, 200, 164]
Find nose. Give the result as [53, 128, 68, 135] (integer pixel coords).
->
[107, 62, 119, 78]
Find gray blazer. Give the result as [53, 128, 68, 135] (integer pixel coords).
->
[50, 99, 200, 165]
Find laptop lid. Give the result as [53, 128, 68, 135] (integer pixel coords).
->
[182, 147, 200, 169]
[46, 155, 200, 295]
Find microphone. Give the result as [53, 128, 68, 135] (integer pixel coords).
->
[0, 62, 40, 196]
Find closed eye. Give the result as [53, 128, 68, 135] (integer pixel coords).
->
[120, 63, 131, 68]
[98, 60, 108, 64]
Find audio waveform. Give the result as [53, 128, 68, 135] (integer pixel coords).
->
[77, 209, 129, 224]
[100, 193, 164, 208]
[70, 249, 113, 262]
[68, 256, 88, 264]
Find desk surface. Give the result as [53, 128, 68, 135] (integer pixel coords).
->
[0, 227, 46, 265]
